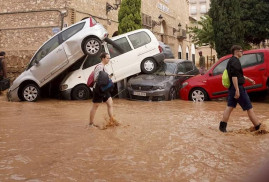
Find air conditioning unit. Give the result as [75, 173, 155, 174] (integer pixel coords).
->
[177, 29, 187, 40]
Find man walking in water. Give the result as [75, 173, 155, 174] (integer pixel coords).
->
[219, 45, 262, 132]
[89, 52, 115, 127]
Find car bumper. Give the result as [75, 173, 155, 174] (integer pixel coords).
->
[7, 87, 20, 102]
[127, 88, 168, 101]
[179, 87, 189, 100]
[61, 88, 72, 100]
[152, 52, 165, 64]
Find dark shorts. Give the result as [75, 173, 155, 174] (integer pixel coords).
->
[92, 88, 111, 103]
[227, 85, 252, 111]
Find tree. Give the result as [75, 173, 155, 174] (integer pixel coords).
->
[118, 0, 142, 34]
[241, 0, 269, 45]
[189, 15, 215, 59]
[189, 15, 215, 48]
[209, 0, 244, 58]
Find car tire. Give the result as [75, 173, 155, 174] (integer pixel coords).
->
[189, 88, 208, 102]
[72, 85, 91, 100]
[141, 58, 157, 74]
[168, 87, 177, 100]
[21, 84, 40, 102]
[82, 37, 102, 56]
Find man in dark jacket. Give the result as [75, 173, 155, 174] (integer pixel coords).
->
[219, 45, 262, 132]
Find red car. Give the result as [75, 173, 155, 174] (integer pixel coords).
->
[180, 49, 269, 101]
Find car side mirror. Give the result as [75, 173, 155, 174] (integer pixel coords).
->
[209, 72, 212, 76]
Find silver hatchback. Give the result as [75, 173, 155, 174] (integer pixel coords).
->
[8, 17, 108, 102]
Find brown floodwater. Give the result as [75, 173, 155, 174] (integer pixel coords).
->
[0, 93, 269, 182]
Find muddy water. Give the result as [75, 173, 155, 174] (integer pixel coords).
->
[0, 94, 269, 182]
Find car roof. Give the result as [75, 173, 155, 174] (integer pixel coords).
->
[219, 48, 269, 60]
[110, 29, 152, 40]
[164, 59, 192, 63]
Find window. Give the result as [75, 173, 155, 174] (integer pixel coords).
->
[82, 56, 101, 70]
[239, 53, 264, 68]
[200, 5, 207, 14]
[128, 31, 151, 49]
[189, 0, 197, 4]
[184, 62, 194, 72]
[83, 46, 105, 69]
[177, 64, 186, 74]
[61, 22, 85, 42]
[190, 6, 197, 15]
[27, 35, 60, 69]
[108, 37, 132, 58]
[213, 58, 229, 76]
[142, 13, 152, 27]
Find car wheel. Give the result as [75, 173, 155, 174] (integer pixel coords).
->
[21, 84, 40, 102]
[72, 85, 91, 100]
[82, 37, 102, 56]
[189, 88, 208, 102]
[168, 87, 177, 100]
[141, 58, 157, 74]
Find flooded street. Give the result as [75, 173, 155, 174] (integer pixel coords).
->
[1, 94, 269, 182]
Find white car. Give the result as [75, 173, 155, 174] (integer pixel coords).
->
[8, 17, 108, 102]
[60, 29, 165, 100]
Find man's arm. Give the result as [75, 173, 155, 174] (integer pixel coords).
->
[244, 76, 255, 85]
[232, 77, 240, 99]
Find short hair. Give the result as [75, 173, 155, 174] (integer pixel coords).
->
[100, 52, 108, 59]
[231, 45, 242, 55]
[0, 51, 6, 56]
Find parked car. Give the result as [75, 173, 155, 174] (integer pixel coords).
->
[180, 49, 269, 102]
[159, 41, 175, 59]
[127, 59, 199, 101]
[7, 17, 108, 102]
[60, 29, 165, 100]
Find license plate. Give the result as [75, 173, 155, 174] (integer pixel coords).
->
[133, 91, 146, 96]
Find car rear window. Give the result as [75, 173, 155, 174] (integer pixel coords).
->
[239, 53, 264, 68]
[61, 22, 85, 42]
[128, 31, 151, 49]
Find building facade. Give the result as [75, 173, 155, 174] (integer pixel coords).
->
[189, 0, 210, 21]
[0, 0, 194, 80]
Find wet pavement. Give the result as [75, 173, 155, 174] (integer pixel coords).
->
[0, 93, 269, 182]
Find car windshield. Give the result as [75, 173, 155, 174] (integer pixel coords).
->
[154, 62, 177, 76]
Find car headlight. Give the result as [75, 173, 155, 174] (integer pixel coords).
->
[60, 84, 68, 91]
[152, 84, 165, 90]
[181, 82, 188, 89]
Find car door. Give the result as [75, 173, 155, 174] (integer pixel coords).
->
[30, 35, 67, 84]
[107, 37, 134, 81]
[206, 58, 230, 97]
[240, 52, 265, 90]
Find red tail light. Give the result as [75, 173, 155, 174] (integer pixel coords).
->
[89, 17, 96, 27]
[158, 45, 163, 53]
